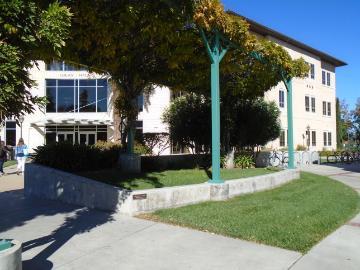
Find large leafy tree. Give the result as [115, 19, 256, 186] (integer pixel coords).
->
[0, 1, 71, 122]
[59, 0, 307, 153]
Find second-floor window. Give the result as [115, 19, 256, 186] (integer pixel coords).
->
[279, 90, 285, 108]
[322, 101, 331, 116]
[312, 131, 316, 146]
[46, 61, 87, 71]
[305, 96, 315, 112]
[46, 79, 108, 113]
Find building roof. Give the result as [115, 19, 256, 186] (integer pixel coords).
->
[228, 11, 347, 67]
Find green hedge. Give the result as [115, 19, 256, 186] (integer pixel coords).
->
[33, 141, 121, 172]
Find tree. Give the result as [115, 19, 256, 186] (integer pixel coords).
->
[163, 93, 281, 153]
[59, 0, 308, 155]
[0, 1, 71, 122]
[336, 98, 352, 148]
[351, 98, 360, 146]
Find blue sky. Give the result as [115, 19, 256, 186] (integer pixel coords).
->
[222, 0, 360, 109]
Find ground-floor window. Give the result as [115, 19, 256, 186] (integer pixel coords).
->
[279, 130, 286, 147]
[5, 121, 16, 146]
[45, 125, 108, 146]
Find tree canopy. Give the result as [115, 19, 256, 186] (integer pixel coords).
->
[59, 0, 308, 151]
[0, 1, 71, 122]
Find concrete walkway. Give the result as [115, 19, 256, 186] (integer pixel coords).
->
[0, 167, 301, 270]
[290, 164, 360, 270]
[1, 164, 359, 269]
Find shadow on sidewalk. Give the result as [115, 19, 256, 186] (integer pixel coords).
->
[22, 208, 115, 270]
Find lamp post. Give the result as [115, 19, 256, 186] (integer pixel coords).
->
[306, 125, 310, 151]
[19, 116, 24, 139]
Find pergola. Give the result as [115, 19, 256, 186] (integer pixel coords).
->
[200, 29, 295, 184]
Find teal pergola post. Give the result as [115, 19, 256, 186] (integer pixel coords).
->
[284, 78, 295, 169]
[200, 29, 228, 183]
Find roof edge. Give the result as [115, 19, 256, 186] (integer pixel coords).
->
[227, 11, 347, 67]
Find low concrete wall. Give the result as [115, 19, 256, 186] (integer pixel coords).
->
[0, 240, 22, 270]
[25, 164, 299, 215]
[25, 164, 130, 212]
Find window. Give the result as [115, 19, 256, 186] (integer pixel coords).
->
[310, 63, 315, 79]
[322, 70, 331, 86]
[305, 96, 310, 112]
[322, 101, 327, 115]
[46, 61, 87, 71]
[5, 121, 16, 146]
[279, 90, 285, 108]
[46, 79, 108, 113]
[45, 125, 107, 145]
[312, 131, 316, 146]
[279, 130, 286, 147]
[323, 132, 327, 146]
[327, 102, 331, 116]
[311, 97, 316, 112]
[328, 132, 332, 146]
[137, 94, 144, 112]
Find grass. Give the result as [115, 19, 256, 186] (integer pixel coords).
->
[79, 167, 279, 190]
[4, 160, 17, 167]
[143, 172, 360, 253]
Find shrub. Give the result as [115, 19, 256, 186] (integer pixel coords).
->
[33, 142, 121, 172]
[296, 145, 307, 151]
[234, 154, 255, 169]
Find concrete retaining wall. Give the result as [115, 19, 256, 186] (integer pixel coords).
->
[25, 164, 299, 215]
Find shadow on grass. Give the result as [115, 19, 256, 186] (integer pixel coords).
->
[80, 169, 166, 190]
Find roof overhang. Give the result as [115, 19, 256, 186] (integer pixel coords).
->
[228, 11, 347, 67]
[31, 118, 113, 127]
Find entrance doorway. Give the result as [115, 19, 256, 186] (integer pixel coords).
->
[79, 132, 96, 146]
[57, 133, 74, 144]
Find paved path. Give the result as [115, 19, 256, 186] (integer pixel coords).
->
[1, 164, 359, 269]
[290, 164, 360, 270]
[0, 169, 300, 270]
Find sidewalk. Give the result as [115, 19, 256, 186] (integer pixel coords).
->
[1, 164, 359, 269]
[290, 164, 360, 270]
[0, 170, 301, 270]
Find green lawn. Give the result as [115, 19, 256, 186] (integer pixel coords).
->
[79, 167, 278, 190]
[4, 160, 17, 167]
[143, 172, 360, 253]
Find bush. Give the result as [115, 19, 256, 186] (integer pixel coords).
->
[33, 142, 121, 172]
[234, 154, 255, 169]
[296, 145, 307, 151]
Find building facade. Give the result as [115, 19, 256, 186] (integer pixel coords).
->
[0, 15, 346, 153]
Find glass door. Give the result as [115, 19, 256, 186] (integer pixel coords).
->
[79, 132, 96, 146]
[57, 133, 74, 144]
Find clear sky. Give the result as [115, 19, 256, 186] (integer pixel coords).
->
[222, 0, 360, 109]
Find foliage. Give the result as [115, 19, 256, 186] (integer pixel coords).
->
[33, 142, 121, 172]
[141, 133, 170, 156]
[351, 98, 360, 146]
[79, 167, 275, 190]
[296, 144, 307, 151]
[234, 154, 255, 169]
[134, 141, 152, 156]
[148, 172, 360, 253]
[163, 93, 281, 151]
[163, 93, 210, 153]
[60, 0, 308, 152]
[0, 1, 71, 122]
[94, 140, 121, 150]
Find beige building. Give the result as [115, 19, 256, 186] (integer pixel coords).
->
[0, 14, 346, 153]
